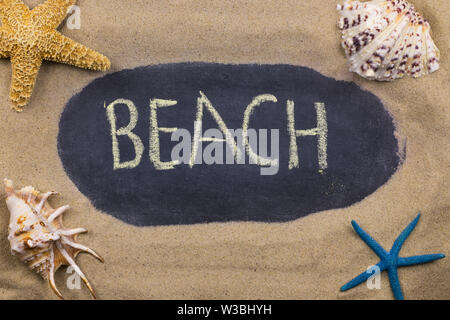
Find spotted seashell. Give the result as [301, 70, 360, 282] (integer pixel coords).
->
[337, 0, 440, 81]
[4, 179, 103, 299]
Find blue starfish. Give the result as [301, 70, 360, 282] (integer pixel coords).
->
[341, 213, 445, 300]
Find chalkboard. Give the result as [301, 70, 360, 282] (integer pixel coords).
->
[58, 63, 401, 226]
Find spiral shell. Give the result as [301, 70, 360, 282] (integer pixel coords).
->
[4, 179, 103, 299]
[337, 0, 440, 81]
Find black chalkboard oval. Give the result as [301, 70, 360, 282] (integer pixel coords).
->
[58, 63, 400, 226]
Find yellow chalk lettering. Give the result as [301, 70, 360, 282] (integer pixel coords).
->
[189, 91, 241, 167]
[242, 94, 278, 167]
[149, 98, 179, 170]
[287, 100, 328, 170]
[105, 99, 144, 170]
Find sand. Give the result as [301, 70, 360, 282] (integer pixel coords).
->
[0, 0, 448, 299]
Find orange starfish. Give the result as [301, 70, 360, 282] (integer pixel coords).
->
[0, 0, 110, 111]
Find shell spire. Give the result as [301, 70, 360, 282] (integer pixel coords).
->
[337, 0, 440, 81]
[4, 179, 104, 299]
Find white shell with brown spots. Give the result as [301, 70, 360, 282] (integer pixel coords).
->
[4, 179, 103, 299]
[337, 0, 440, 81]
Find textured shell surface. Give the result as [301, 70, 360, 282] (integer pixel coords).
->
[337, 0, 440, 81]
[4, 179, 103, 299]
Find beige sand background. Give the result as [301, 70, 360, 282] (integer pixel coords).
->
[0, 0, 448, 300]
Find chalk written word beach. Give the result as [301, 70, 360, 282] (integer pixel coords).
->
[105, 92, 327, 176]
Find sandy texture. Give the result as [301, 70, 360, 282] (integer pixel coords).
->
[0, 0, 448, 299]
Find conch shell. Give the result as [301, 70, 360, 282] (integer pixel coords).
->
[337, 0, 440, 81]
[4, 179, 103, 299]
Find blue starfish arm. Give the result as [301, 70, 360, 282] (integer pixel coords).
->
[342, 214, 445, 300]
[351, 220, 388, 259]
[387, 267, 404, 300]
[397, 254, 445, 267]
[340, 262, 385, 291]
[390, 213, 421, 257]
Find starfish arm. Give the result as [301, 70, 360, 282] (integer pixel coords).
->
[1, 0, 27, 7]
[340, 262, 385, 291]
[387, 266, 404, 300]
[351, 220, 388, 259]
[31, 0, 76, 29]
[43, 31, 111, 71]
[1, 0, 29, 26]
[390, 213, 421, 257]
[9, 51, 43, 111]
[398, 254, 445, 267]
[0, 27, 11, 58]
